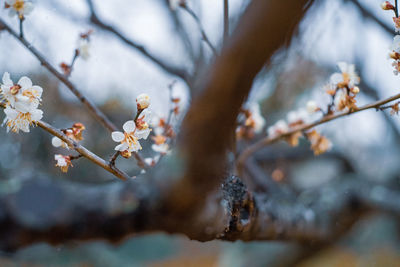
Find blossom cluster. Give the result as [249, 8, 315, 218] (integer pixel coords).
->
[265, 62, 360, 155]
[51, 123, 86, 172]
[327, 62, 360, 112]
[381, 1, 400, 74]
[0, 72, 43, 133]
[140, 93, 183, 169]
[111, 94, 152, 158]
[236, 103, 266, 140]
[52, 123, 86, 149]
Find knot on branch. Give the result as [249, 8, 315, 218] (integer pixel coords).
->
[221, 175, 255, 240]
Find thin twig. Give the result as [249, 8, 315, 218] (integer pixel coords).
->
[183, 6, 218, 56]
[37, 120, 131, 180]
[395, 0, 399, 18]
[0, 18, 118, 133]
[0, 102, 130, 180]
[85, 0, 189, 81]
[237, 91, 400, 175]
[68, 49, 79, 77]
[223, 0, 229, 45]
[109, 151, 120, 167]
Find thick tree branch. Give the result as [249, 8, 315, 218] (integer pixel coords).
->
[1, 174, 399, 251]
[86, 0, 190, 81]
[170, 0, 314, 224]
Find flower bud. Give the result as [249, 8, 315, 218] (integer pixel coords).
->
[390, 51, 400, 60]
[306, 101, 318, 114]
[136, 93, 150, 110]
[381, 1, 395, 10]
[120, 150, 132, 159]
[351, 86, 360, 94]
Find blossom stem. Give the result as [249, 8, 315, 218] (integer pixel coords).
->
[66, 49, 80, 77]
[166, 80, 177, 128]
[182, 6, 218, 56]
[69, 154, 83, 161]
[395, 0, 399, 18]
[109, 151, 119, 167]
[236, 90, 400, 176]
[19, 18, 24, 38]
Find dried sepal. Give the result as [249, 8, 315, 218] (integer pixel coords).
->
[306, 130, 332, 155]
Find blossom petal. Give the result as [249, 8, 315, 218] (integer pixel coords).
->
[115, 143, 128, 151]
[2, 72, 13, 86]
[337, 62, 347, 73]
[30, 109, 43, 121]
[129, 141, 142, 152]
[20, 121, 30, 133]
[139, 108, 152, 123]
[135, 128, 151, 140]
[4, 106, 19, 120]
[111, 131, 124, 142]
[8, 9, 17, 17]
[123, 120, 136, 133]
[330, 73, 343, 85]
[31, 85, 43, 97]
[23, 2, 34, 15]
[18, 76, 32, 89]
[51, 137, 63, 147]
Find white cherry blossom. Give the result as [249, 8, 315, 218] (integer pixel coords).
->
[78, 39, 90, 60]
[391, 35, 400, 53]
[136, 93, 150, 110]
[2, 105, 43, 133]
[248, 103, 266, 133]
[152, 143, 170, 154]
[1, 72, 42, 113]
[330, 62, 360, 88]
[267, 120, 289, 138]
[5, 0, 34, 18]
[306, 101, 318, 114]
[287, 109, 308, 125]
[111, 120, 142, 152]
[135, 108, 152, 140]
[54, 154, 72, 173]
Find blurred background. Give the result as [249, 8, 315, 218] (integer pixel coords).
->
[1, 0, 400, 266]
